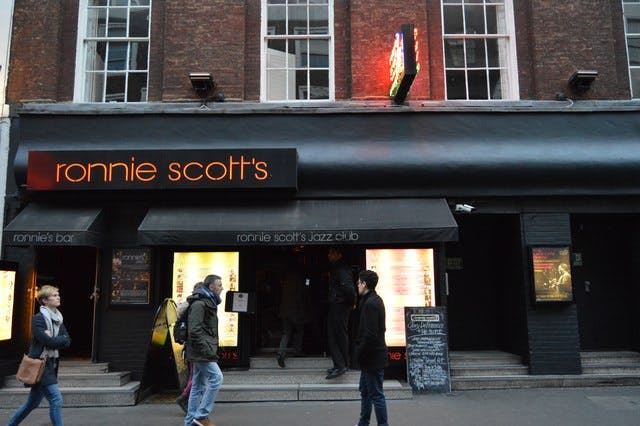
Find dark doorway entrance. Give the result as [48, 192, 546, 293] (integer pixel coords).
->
[35, 247, 97, 358]
[445, 214, 525, 353]
[572, 215, 636, 349]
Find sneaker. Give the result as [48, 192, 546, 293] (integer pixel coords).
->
[194, 418, 213, 426]
[325, 367, 347, 379]
[175, 394, 188, 413]
[276, 353, 285, 368]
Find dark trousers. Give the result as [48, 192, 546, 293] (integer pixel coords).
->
[277, 318, 304, 357]
[327, 303, 350, 369]
[358, 369, 388, 426]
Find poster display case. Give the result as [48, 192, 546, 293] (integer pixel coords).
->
[172, 252, 240, 347]
[366, 248, 435, 346]
[531, 246, 573, 302]
[111, 248, 152, 305]
[0, 262, 17, 341]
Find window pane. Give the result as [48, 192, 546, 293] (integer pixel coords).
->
[129, 8, 149, 37]
[129, 41, 148, 70]
[267, 40, 287, 68]
[486, 38, 500, 67]
[267, 5, 286, 35]
[127, 73, 147, 102]
[108, 8, 127, 37]
[625, 5, 640, 34]
[107, 42, 128, 70]
[106, 73, 126, 102]
[309, 6, 328, 34]
[310, 0, 328, 4]
[443, 6, 464, 34]
[468, 70, 488, 99]
[294, 69, 308, 100]
[309, 70, 329, 99]
[628, 37, 640, 65]
[85, 41, 107, 71]
[266, 69, 287, 100]
[132, 0, 150, 5]
[84, 72, 105, 102]
[309, 39, 329, 67]
[466, 39, 486, 67]
[464, 5, 485, 34]
[489, 69, 504, 99]
[87, 8, 107, 38]
[446, 70, 466, 99]
[89, 0, 107, 6]
[267, 0, 285, 4]
[445, 39, 465, 68]
[486, 5, 500, 34]
[292, 39, 307, 67]
[288, 5, 307, 35]
[110, 0, 127, 5]
[632, 68, 640, 98]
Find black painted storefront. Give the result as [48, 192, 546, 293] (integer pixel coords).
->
[2, 106, 640, 382]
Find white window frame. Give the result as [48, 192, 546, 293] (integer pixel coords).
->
[623, 0, 640, 99]
[74, 0, 151, 103]
[440, 0, 519, 100]
[260, 0, 335, 102]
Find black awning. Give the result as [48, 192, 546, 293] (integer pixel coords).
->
[138, 198, 458, 246]
[3, 204, 104, 246]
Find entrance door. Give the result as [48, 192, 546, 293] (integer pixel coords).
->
[35, 247, 98, 358]
[572, 215, 635, 349]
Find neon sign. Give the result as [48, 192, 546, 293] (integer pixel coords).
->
[389, 24, 420, 104]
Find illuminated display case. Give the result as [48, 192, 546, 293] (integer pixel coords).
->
[531, 246, 573, 302]
[0, 261, 18, 341]
[172, 252, 240, 347]
[366, 249, 435, 346]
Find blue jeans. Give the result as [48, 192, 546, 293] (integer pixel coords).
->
[184, 361, 223, 426]
[357, 369, 388, 426]
[7, 383, 63, 426]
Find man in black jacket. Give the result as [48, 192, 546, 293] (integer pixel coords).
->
[326, 247, 356, 379]
[353, 270, 389, 426]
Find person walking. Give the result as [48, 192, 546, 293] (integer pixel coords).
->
[326, 247, 356, 379]
[276, 261, 308, 368]
[8, 285, 71, 426]
[353, 270, 389, 426]
[184, 275, 224, 426]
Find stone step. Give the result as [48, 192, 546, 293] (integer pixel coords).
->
[217, 380, 412, 402]
[250, 356, 333, 370]
[224, 368, 360, 385]
[580, 351, 640, 364]
[451, 374, 640, 390]
[449, 352, 523, 367]
[57, 361, 110, 374]
[450, 365, 529, 377]
[0, 381, 140, 408]
[3, 371, 131, 388]
[581, 365, 640, 375]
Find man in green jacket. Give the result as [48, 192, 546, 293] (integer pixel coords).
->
[184, 274, 224, 426]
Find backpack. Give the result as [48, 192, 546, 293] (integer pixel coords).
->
[173, 301, 192, 345]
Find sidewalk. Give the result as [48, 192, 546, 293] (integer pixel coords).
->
[1, 386, 639, 426]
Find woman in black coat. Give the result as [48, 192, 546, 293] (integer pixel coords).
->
[8, 285, 71, 426]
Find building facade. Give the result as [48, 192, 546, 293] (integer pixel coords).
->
[2, 0, 640, 388]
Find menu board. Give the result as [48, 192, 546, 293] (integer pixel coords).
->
[172, 252, 240, 347]
[0, 268, 17, 340]
[404, 306, 451, 393]
[532, 246, 573, 302]
[366, 249, 435, 346]
[111, 248, 151, 305]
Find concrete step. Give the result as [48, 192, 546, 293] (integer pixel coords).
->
[250, 356, 333, 370]
[224, 368, 360, 385]
[3, 371, 131, 388]
[581, 365, 640, 375]
[449, 352, 523, 367]
[450, 365, 529, 377]
[0, 381, 140, 408]
[452, 374, 640, 390]
[580, 351, 640, 364]
[58, 361, 110, 374]
[217, 380, 412, 402]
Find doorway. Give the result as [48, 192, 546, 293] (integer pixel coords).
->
[35, 247, 98, 358]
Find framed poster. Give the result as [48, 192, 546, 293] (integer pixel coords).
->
[0, 261, 18, 341]
[531, 246, 573, 302]
[111, 248, 151, 305]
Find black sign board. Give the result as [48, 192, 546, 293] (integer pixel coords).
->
[224, 291, 256, 314]
[27, 149, 298, 191]
[404, 306, 451, 393]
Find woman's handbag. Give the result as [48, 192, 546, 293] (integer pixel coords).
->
[16, 350, 48, 385]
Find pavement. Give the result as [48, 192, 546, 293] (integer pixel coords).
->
[1, 386, 639, 426]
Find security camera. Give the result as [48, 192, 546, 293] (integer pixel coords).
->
[454, 204, 476, 213]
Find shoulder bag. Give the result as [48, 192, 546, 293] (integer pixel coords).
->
[16, 349, 48, 385]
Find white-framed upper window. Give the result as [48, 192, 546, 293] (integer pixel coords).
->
[623, 0, 640, 98]
[74, 0, 151, 103]
[441, 0, 519, 100]
[261, 0, 334, 102]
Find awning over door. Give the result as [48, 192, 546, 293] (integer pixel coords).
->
[138, 198, 458, 246]
[3, 204, 104, 246]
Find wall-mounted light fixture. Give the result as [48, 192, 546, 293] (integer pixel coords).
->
[568, 70, 597, 95]
[454, 203, 475, 213]
[189, 72, 215, 100]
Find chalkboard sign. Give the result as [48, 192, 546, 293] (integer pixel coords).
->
[404, 306, 451, 393]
